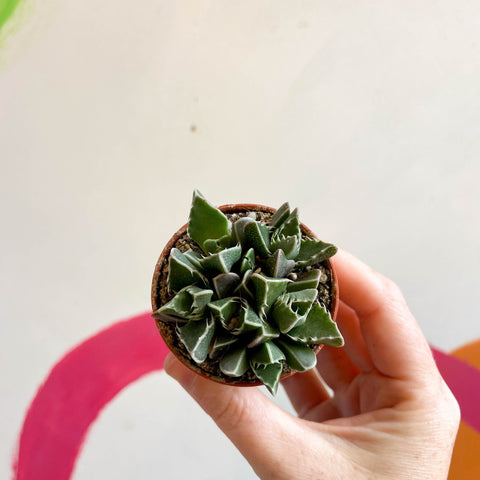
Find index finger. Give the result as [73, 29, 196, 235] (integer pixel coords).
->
[331, 249, 436, 381]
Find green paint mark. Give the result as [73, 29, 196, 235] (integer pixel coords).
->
[0, 0, 23, 32]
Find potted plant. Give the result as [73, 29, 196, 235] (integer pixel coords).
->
[151, 190, 343, 394]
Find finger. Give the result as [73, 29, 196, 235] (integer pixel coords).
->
[335, 300, 374, 373]
[331, 250, 436, 380]
[281, 368, 331, 418]
[301, 397, 340, 423]
[316, 344, 362, 391]
[164, 354, 300, 477]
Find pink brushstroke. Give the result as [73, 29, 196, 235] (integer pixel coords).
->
[432, 347, 480, 433]
[13, 312, 168, 480]
[11, 312, 480, 480]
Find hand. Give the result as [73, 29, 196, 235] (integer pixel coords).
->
[164, 250, 460, 479]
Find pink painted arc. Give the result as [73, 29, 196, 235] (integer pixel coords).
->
[432, 348, 480, 434]
[11, 311, 480, 480]
[13, 312, 168, 480]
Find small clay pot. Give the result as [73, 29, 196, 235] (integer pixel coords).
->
[151, 203, 339, 387]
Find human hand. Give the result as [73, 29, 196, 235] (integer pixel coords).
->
[164, 250, 460, 480]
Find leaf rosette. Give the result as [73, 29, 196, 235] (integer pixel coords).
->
[152, 190, 343, 394]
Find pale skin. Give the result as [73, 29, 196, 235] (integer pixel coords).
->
[164, 250, 460, 480]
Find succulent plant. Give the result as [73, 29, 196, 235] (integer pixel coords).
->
[152, 190, 343, 394]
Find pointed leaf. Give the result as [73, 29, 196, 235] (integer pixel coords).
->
[182, 249, 203, 269]
[250, 341, 286, 366]
[188, 190, 230, 253]
[168, 248, 208, 293]
[270, 235, 301, 260]
[287, 302, 344, 346]
[269, 202, 290, 229]
[276, 338, 317, 372]
[240, 248, 256, 274]
[154, 285, 213, 321]
[234, 269, 255, 303]
[232, 217, 256, 246]
[233, 304, 263, 334]
[247, 320, 280, 348]
[287, 269, 321, 292]
[209, 331, 238, 359]
[244, 221, 271, 258]
[208, 297, 239, 325]
[212, 272, 240, 299]
[251, 363, 283, 395]
[295, 239, 338, 267]
[219, 347, 249, 377]
[251, 273, 290, 318]
[200, 245, 242, 274]
[203, 234, 235, 254]
[265, 249, 295, 278]
[271, 208, 301, 244]
[214, 300, 263, 335]
[188, 286, 215, 320]
[177, 317, 216, 364]
[271, 288, 317, 333]
[153, 289, 192, 321]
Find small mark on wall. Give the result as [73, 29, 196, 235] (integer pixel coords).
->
[190, 124, 197, 133]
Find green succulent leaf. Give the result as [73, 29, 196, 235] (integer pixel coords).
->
[203, 235, 235, 254]
[271, 288, 317, 333]
[251, 273, 290, 319]
[250, 340, 286, 366]
[287, 302, 344, 346]
[269, 202, 291, 229]
[234, 303, 263, 334]
[200, 244, 242, 274]
[265, 249, 296, 278]
[271, 208, 301, 244]
[249, 341, 286, 395]
[251, 363, 283, 395]
[247, 320, 280, 348]
[276, 338, 317, 372]
[168, 248, 208, 293]
[240, 248, 256, 274]
[209, 331, 238, 360]
[233, 268, 255, 303]
[232, 217, 256, 246]
[188, 190, 231, 254]
[295, 239, 338, 267]
[208, 297, 239, 325]
[286, 269, 321, 293]
[187, 287, 214, 316]
[269, 235, 301, 260]
[244, 221, 271, 258]
[177, 316, 216, 364]
[219, 346, 249, 377]
[212, 272, 241, 299]
[209, 298, 262, 334]
[153, 290, 191, 322]
[182, 249, 203, 269]
[152, 285, 213, 321]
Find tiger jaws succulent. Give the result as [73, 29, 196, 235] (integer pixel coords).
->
[151, 190, 343, 394]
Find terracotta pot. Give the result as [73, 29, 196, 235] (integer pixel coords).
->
[151, 203, 339, 387]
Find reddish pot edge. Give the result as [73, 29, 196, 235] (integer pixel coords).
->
[151, 203, 339, 387]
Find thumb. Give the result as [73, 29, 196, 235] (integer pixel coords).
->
[164, 353, 298, 478]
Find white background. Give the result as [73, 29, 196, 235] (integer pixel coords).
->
[1, 1, 479, 478]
